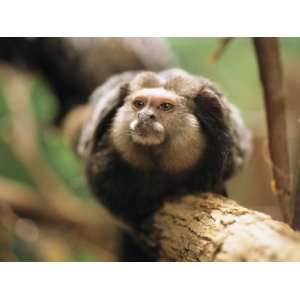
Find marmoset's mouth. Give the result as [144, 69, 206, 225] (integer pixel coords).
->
[129, 119, 165, 146]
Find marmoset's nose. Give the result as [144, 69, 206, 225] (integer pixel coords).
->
[138, 111, 155, 122]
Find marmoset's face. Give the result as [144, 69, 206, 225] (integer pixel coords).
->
[124, 88, 187, 146]
[109, 71, 207, 172]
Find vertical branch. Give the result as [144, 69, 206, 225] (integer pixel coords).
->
[253, 38, 291, 224]
[291, 132, 300, 229]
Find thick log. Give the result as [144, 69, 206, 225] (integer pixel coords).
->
[137, 193, 300, 261]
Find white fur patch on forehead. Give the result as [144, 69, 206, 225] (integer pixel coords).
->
[131, 87, 179, 101]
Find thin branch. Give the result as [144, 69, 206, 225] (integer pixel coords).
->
[253, 38, 291, 224]
[208, 38, 233, 63]
[291, 126, 300, 229]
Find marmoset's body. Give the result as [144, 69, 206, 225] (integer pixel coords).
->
[78, 69, 251, 224]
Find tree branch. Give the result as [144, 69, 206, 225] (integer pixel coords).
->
[253, 38, 291, 224]
[291, 130, 300, 230]
[136, 193, 300, 261]
[208, 38, 233, 63]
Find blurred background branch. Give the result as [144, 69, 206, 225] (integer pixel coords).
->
[208, 37, 233, 63]
[0, 65, 121, 261]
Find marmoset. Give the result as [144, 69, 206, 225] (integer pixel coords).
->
[78, 69, 251, 225]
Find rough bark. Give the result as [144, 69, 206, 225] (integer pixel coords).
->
[137, 193, 300, 261]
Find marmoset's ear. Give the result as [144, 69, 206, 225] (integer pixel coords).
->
[77, 73, 135, 159]
[119, 82, 130, 101]
[193, 83, 227, 123]
[193, 80, 237, 184]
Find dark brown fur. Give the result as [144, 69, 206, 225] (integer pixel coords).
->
[79, 69, 251, 225]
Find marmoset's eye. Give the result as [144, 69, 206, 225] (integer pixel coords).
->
[159, 103, 174, 111]
[133, 99, 145, 109]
